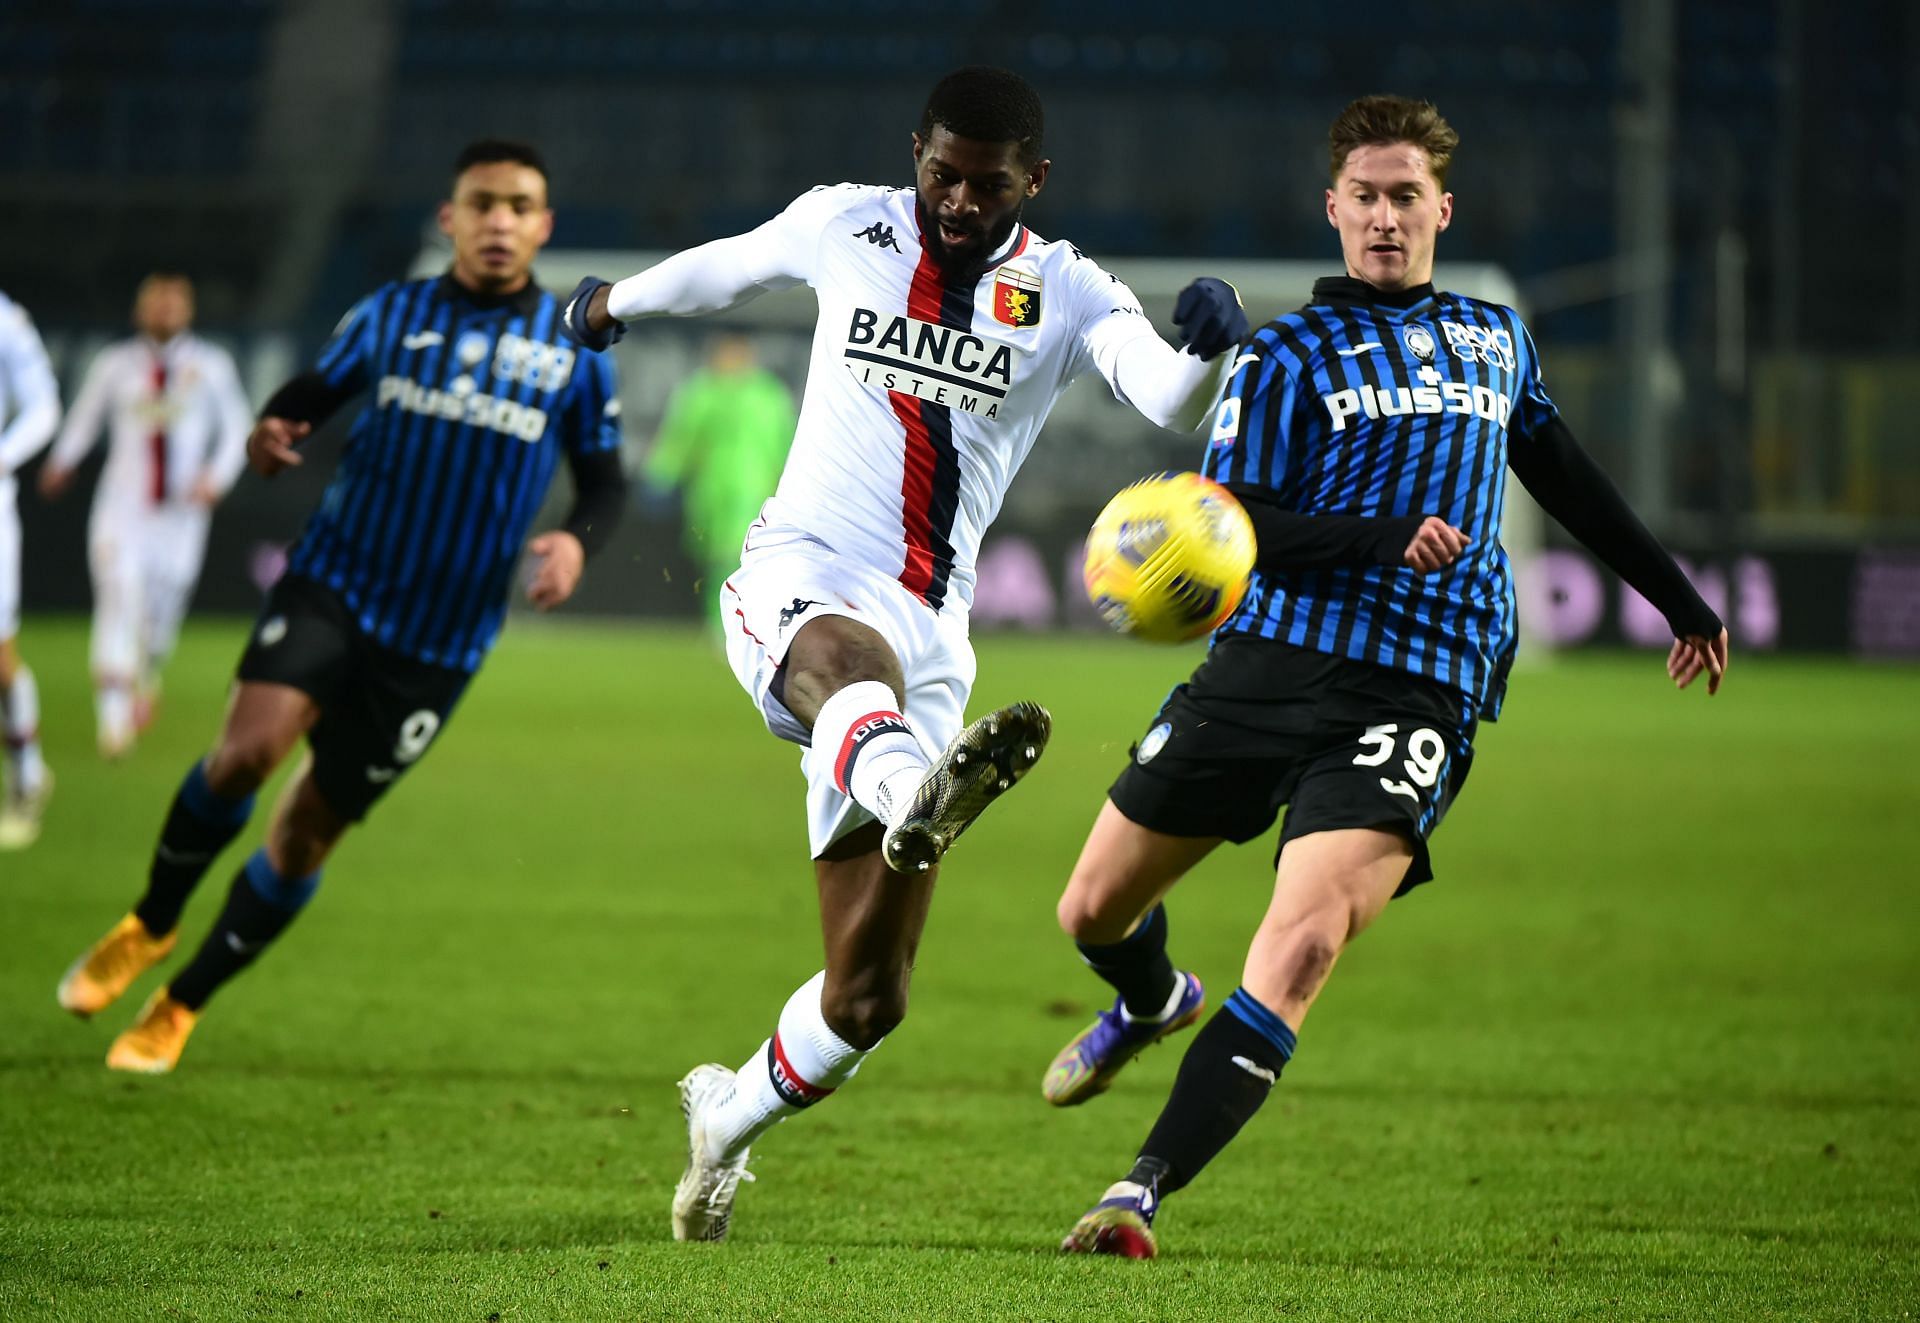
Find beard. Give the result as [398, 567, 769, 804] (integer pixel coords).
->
[915, 194, 1023, 278]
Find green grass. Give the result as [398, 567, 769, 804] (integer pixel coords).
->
[2, 616, 1916, 1321]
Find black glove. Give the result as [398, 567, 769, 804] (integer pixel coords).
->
[561, 276, 625, 351]
[1172, 277, 1248, 360]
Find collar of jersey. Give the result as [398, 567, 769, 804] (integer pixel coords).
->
[909, 206, 1030, 276]
[436, 271, 545, 317]
[1311, 276, 1437, 313]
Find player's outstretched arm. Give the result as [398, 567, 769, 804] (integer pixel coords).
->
[1096, 279, 1249, 433]
[1224, 485, 1469, 574]
[1509, 415, 1727, 695]
[562, 201, 828, 353]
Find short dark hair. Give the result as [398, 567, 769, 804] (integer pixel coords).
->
[919, 66, 1045, 166]
[1328, 96, 1459, 187]
[452, 138, 548, 186]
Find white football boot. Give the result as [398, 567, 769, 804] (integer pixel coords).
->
[671, 1063, 755, 1242]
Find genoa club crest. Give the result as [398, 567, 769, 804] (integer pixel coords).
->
[993, 267, 1042, 328]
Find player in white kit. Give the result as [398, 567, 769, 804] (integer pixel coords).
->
[0, 291, 62, 849]
[563, 67, 1248, 1242]
[40, 274, 252, 758]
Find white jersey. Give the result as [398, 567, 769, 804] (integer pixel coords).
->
[49, 332, 252, 520]
[610, 184, 1229, 611]
[0, 293, 61, 502]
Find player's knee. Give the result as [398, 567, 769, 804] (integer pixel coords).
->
[821, 975, 909, 1049]
[204, 736, 281, 795]
[1055, 884, 1131, 944]
[785, 627, 902, 712]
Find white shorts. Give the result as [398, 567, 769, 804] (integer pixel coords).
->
[0, 484, 19, 643]
[721, 522, 976, 858]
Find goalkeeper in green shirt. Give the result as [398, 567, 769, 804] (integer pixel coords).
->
[645, 334, 796, 629]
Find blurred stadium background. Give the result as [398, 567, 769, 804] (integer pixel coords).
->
[5, 6, 1919, 1316]
[5, 0, 1917, 652]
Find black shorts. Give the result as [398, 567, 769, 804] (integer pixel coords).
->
[236, 575, 471, 822]
[1108, 635, 1478, 896]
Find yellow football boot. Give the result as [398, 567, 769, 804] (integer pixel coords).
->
[57, 913, 177, 1017]
[105, 989, 199, 1074]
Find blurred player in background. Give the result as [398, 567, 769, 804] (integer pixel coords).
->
[40, 273, 253, 759]
[564, 65, 1249, 1243]
[644, 333, 796, 630]
[1049, 96, 1730, 1258]
[0, 291, 61, 850]
[56, 140, 627, 1073]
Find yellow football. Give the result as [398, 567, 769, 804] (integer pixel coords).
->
[1083, 472, 1256, 643]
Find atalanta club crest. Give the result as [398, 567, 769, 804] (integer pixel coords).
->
[1403, 325, 1437, 363]
[993, 268, 1042, 328]
[1136, 721, 1172, 764]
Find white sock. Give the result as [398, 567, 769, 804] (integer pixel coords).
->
[809, 680, 928, 825]
[2, 664, 45, 794]
[704, 971, 874, 1161]
[97, 683, 135, 750]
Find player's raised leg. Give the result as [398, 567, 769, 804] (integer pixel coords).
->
[673, 823, 931, 1241]
[57, 681, 312, 1017]
[776, 613, 1048, 875]
[1061, 827, 1406, 1257]
[1044, 800, 1219, 1106]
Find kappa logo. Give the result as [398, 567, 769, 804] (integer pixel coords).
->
[778, 597, 824, 630]
[853, 222, 902, 252]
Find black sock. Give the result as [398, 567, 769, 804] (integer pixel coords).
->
[1076, 904, 1177, 1017]
[135, 760, 255, 937]
[1133, 987, 1297, 1196]
[168, 850, 320, 1010]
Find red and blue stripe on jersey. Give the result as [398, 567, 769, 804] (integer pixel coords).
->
[890, 228, 1029, 611]
[1204, 285, 1557, 719]
[288, 275, 621, 672]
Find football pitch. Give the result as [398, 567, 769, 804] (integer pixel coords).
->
[2, 616, 1915, 1321]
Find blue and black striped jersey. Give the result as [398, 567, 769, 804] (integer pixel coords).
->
[1203, 277, 1557, 719]
[286, 274, 622, 672]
